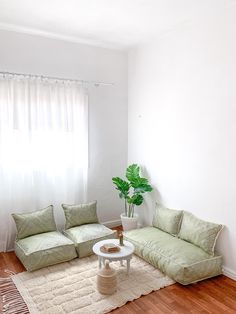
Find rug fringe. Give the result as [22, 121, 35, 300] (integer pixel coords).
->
[0, 276, 29, 314]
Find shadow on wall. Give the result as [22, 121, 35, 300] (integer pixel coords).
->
[217, 227, 235, 271]
[136, 165, 164, 227]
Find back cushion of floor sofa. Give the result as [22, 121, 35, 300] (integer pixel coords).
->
[178, 211, 223, 255]
[62, 201, 98, 229]
[12, 205, 57, 240]
[153, 205, 183, 236]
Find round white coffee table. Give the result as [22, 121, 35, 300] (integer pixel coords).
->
[93, 239, 134, 274]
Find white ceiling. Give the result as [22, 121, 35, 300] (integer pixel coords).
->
[0, 0, 234, 50]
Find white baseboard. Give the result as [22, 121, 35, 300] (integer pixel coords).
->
[102, 219, 121, 228]
[223, 266, 236, 281]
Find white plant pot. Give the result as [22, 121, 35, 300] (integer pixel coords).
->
[120, 213, 138, 231]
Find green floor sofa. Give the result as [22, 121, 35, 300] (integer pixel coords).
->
[12, 202, 116, 271]
[124, 206, 223, 285]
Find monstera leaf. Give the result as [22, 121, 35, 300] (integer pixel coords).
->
[127, 194, 144, 206]
[112, 177, 130, 199]
[126, 164, 153, 193]
[133, 178, 153, 194]
[126, 164, 140, 183]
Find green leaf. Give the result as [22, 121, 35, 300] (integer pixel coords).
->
[112, 177, 130, 199]
[134, 184, 153, 194]
[131, 194, 144, 206]
[126, 164, 140, 182]
[130, 177, 147, 188]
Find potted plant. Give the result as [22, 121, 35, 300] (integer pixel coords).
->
[112, 164, 153, 231]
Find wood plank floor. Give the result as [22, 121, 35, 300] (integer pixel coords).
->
[1, 245, 236, 313]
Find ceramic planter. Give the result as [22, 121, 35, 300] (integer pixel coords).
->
[120, 213, 138, 231]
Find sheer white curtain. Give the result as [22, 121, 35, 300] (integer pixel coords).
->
[0, 74, 88, 251]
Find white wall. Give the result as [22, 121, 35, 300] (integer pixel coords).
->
[128, 13, 236, 278]
[0, 29, 127, 227]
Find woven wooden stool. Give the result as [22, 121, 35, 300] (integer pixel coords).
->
[97, 261, 117, 295]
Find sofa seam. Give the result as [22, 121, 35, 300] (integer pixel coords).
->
[15, 239, 75, 256]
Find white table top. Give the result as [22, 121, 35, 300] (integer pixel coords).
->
[93, 239, 134, 258]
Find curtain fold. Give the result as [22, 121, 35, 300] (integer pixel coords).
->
[0, 74, 88, 251]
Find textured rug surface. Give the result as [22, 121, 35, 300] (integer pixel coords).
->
[11, 255, 174, 314]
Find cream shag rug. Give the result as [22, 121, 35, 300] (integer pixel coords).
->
[11, 255, 174, 314]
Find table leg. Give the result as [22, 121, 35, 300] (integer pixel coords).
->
[127, 259, 130, 274]
[120, 260, 124, 266]
[98, 256, 102, 269]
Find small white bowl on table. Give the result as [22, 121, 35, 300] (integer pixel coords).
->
[93, 239, 134, 274]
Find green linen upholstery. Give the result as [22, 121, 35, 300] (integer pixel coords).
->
[62, 201, 99, 229]
[124, 227, 222, 285]
[15, 231, 77, 271]
[178, 211, 223, 255]
[63, 223, 117, 258]
[12, 205, 56, 240]
[153, 205, 183, 235]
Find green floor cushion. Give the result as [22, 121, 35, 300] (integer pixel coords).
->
[63, 223, 117, 258]
[124, 227, 222, 285]
[15, 231, 77, 271]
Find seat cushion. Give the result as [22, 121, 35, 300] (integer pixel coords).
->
[12, 205, 56, 240]
[63, 223, 117, 258]
[124, 226, 222, 285]
[15, 231, 77, 271]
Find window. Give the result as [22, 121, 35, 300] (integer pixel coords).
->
[0, 74, 88, 251]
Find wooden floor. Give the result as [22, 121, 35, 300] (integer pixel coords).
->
[1, 240, 236, 313]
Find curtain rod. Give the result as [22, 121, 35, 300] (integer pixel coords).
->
[0, 71, 114, 87]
